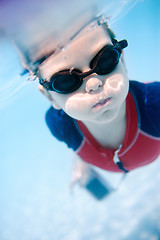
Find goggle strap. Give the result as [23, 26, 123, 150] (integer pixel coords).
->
[119, 39, 128, 49]
[38, 72, 53, 91]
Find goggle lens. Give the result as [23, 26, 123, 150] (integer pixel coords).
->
[91, 48, 120, 75]
[52, 71, 83, 94]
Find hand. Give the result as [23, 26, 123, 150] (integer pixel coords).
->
[70, 156, 91, 193]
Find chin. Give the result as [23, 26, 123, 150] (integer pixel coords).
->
[93, 107, 120, 124]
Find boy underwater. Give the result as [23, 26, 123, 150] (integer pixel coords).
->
[1, 0, 159, 185]
[31, 20, 160, 184]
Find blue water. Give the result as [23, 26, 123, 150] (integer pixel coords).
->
[0, 0, 160, 239]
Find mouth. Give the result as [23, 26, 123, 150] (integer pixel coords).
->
[92, 97, 111, 109]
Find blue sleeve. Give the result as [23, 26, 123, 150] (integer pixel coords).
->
[45, 107, 83, 151]
[130, 81, 160, 137]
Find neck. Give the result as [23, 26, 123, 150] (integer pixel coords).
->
[82, 101, 126, 149]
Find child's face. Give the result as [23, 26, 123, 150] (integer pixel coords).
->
[39, 26, 129, 124]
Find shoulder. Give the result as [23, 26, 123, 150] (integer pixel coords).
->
[129, 80, 160, 96]
[129, 80, 160, 137]
[45, 107, 68, 141]
[45, 106, 83, 150]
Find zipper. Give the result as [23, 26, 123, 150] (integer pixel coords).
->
[113, 144, 129, 173]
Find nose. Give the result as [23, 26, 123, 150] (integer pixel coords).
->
[85, 75, 103, 93]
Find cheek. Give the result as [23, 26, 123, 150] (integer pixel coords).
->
[64, 94, 91, 118]
[106, 74, 125, 91]
[104, 63, 129, 98]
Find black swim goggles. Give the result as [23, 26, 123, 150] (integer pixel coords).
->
[39, 39, 128, 94]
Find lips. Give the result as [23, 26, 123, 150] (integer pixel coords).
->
[92, 97, 111, 108]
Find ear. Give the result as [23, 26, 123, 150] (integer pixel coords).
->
[38, 85, 61, 110]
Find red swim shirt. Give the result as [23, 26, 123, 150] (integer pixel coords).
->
[46, 81, 160, 172]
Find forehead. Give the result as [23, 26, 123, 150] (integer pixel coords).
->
[39, 26, 112, 79]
